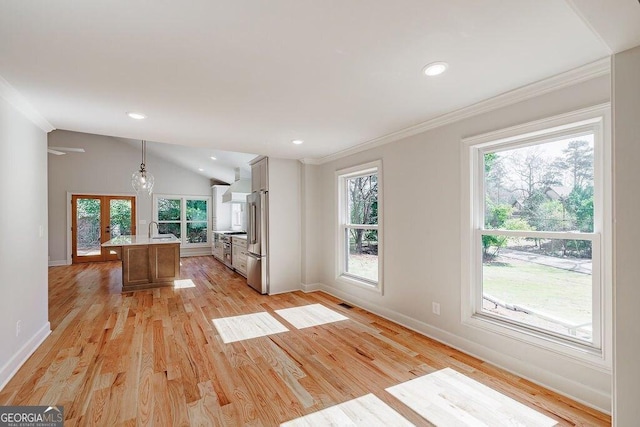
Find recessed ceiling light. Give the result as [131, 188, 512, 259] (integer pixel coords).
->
[127, 112, 147, 120]
[198, 168, 204, 172]
[292, 139, 304, 145]
[422, 62, 449, 77]
[210, 156, 217, 160]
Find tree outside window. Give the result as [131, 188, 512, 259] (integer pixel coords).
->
[157, 198, 181, 238]
[186, 199, 208, 243]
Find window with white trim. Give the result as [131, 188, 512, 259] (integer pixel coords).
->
[153, 195, 210, 246]
[337, 161, 383, 290]
[463, 107, 611, 359]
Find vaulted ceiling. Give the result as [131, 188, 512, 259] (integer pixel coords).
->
[1, 1, 638, 163]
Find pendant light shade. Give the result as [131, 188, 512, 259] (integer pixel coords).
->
[132, 140, 154, 195]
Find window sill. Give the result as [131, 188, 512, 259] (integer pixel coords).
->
[337, 274, 382, 294]
[463, 313, 611, 372]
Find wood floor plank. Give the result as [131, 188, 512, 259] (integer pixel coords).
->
[167, 377, 192, 427]
[0, 257, 611, 426]
[387, 367, 558, 426]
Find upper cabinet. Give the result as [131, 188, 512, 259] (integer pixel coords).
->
[251, 157, 268, 192]
[211, 185, 231, 231]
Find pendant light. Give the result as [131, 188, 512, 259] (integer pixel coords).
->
[131, 140, 155, 195]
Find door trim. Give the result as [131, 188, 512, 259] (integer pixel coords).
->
[66, 191, 138, 264]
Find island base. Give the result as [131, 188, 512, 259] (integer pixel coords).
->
[119, 243, 180, 292]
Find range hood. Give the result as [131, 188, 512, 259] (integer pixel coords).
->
[222, 168, 251, 203]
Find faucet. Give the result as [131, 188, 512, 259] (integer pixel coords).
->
[148, 221, 158, 238]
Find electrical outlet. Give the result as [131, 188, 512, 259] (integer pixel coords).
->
[16, 320, 21, 337]
[432, 302, 441, 316]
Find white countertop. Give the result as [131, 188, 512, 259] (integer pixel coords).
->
[102, 234, 180, 247]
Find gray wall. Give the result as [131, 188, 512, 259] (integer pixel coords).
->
[0, 97, 50, 388]
[612, 45, 640, 426]
[47, 130, 212, 263]
[303, 75, 613, 410]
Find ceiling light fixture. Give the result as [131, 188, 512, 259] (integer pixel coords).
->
[210, 156, 217, 160]
[422, 62, 449, 77]
[131, 140, 154, 195]
[127, 111, 147, 120]
[198, 168, 204, 172]
[292, 139, 304, 145]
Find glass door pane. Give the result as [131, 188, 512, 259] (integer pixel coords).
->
[109, 198, 133, 238]
[105, 196, 136, 261]
[73, 196, 103, 262]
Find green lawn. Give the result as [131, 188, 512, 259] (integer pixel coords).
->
[483, 257, 591, 325]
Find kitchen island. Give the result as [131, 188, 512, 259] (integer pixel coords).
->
[102, 234, 180, 292]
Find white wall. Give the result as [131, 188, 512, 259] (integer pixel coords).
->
[304, 75, 613, 410]
[268, 158, 301, 294]
[612, 45, 640, 426]
[300, 163, 322, 287]
[0, 97, 50, 389]
[47, 130, 212, 263]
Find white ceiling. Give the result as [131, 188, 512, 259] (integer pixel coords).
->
[1, 1, 639, 162]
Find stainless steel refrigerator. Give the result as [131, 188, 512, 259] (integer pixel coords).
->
[246, 190, 268, 294]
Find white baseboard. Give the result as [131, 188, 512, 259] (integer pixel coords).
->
[268, 289, 298, 296]
[0, 322, 51, 391]
[48, 260, 69, 267]
[300, 282, 323, 292]
[310, 283, 611, 414]
[180, 248, 213, 257]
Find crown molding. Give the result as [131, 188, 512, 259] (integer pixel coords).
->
[306, 57, 611, 165]
[300, 157, 322, 165]
[0, 74, 54, 133]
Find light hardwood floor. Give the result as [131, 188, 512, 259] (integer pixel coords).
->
[0, 257, 610, 426]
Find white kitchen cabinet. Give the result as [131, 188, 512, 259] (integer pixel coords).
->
[232, 236, 248, 277]
[251, 157, 268, 192]
[211, 185, 231, 231]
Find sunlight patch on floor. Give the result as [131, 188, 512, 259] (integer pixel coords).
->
[386, 368, 558, 427]
[275, 304, 348, 329]
[212, 312, 289, 343]
[280, 393, 413, 426]
[174, 279, 196, 289]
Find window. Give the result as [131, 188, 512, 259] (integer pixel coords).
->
[231, 203, 244, 230]
[157, 198, 181, 238]
[337, 161, 383, 290]
[186, 199, 208, 243]
[462, 106, 611, 362]
[154, 195, 210, 245]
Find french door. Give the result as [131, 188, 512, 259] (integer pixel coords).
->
[71, 195, 136, 263]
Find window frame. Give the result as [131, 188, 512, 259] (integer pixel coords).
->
[461, 104, 612, 369]
[153, 194, 211, 247]
[336, 160, 383, 293]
